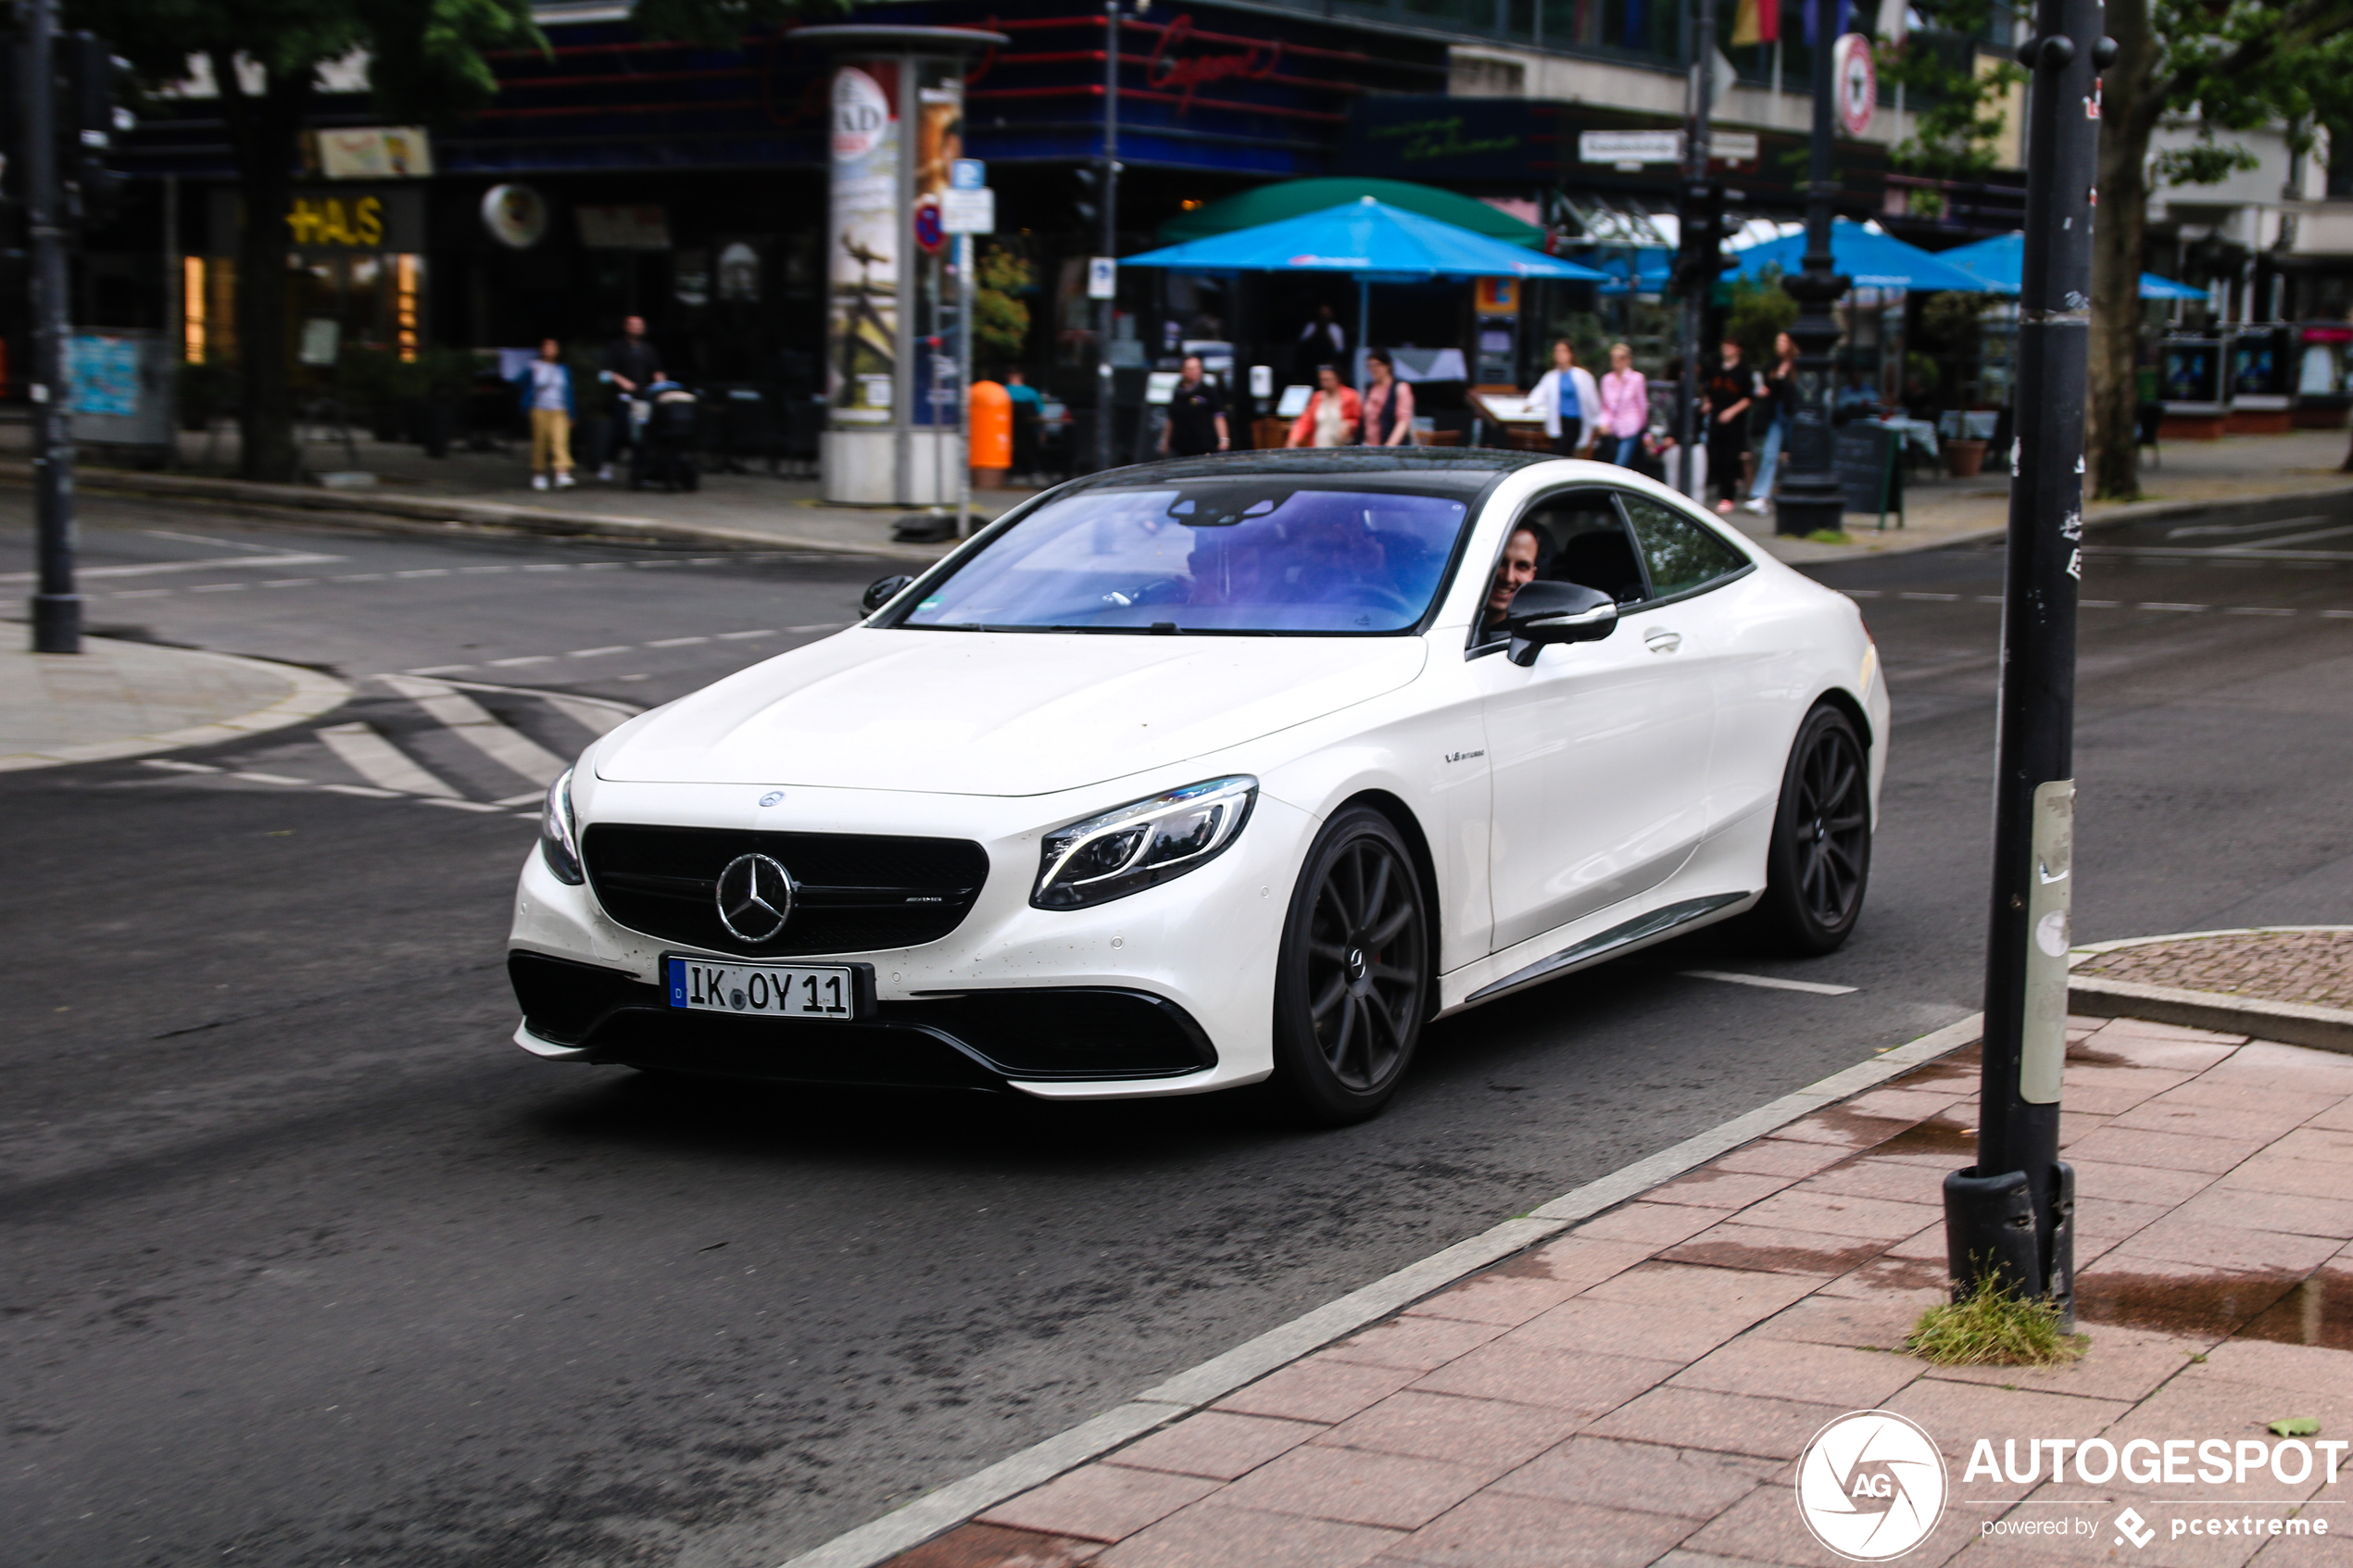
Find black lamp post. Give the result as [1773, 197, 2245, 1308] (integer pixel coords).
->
[1770, 0, 1848, 538]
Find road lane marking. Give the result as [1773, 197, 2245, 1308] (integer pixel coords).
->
[260, 579, 318, 587]
[396, 569, 451, 578]
[142, 759, 221, 773]
[567, 646, 630, 658]
[417, 797, 507, 812]
[648, 636, 709, 646]
[0, 551, 343, 583]
[2167, 514, 2328, 539]
[489, 656, 556, 666]
[316, 721, 463, 797]
[1897, 592, 1958, 601]
[2223, 607, 2295, 616]
[717, 629, 774, 639]
[231, 771, 311, 785]
[2138, 602, 2208, 611]
[1683, 969, 1860, 996]
[496, 791, 546, 807]
[403, 664, 474, 675]
[190, 583, 247, 592]
[376, 675, 569, 785]
[320, 784, 400, 798]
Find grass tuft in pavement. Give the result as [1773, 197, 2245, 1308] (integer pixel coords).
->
[1805, 529, 1854, 546]
[1906, 1274, 2086, 1367]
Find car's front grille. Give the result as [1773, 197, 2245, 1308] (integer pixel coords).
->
[582, 824, 990, 956]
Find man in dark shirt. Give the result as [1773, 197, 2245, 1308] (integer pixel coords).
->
[598, 315, 663, 481]
[1702, 338, 1758, 516]
[1159, 355, 1229, 458]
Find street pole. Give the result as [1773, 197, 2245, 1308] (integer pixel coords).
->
[22, 0, 82, 654]
[956, 230, 974, 536]
[1095, 0, 1120, 476]
[1676, 0, 1716, 501]
[1943, 0, 2103, 1326]
[1769, 0, 1849, 538]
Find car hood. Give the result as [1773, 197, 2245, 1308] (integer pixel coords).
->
[594, 629, 1428, 797]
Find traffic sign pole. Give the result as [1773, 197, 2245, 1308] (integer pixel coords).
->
[1944, 0, 2105, 1329]
[22, 0, 82, 654]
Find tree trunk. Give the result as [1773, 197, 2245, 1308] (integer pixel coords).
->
[215, 53, 310, 483]
[2088, 0, 2164, 502]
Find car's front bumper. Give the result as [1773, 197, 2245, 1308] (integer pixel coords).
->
[506, 777, 1310, 1098]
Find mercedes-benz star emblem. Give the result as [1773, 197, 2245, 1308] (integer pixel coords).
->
[714, 853, 794, 943]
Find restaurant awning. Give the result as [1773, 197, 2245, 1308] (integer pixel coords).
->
[1936, 231, 2210, 301]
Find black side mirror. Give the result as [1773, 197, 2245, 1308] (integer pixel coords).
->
[1504, 580, 1617, 667]
[862, 574, 915, 615]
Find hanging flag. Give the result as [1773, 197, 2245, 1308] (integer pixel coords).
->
[1625, 0, 1647, 48]
[1874, 0, 1906, 44]
[1731, 0, 1780, 47]
[1801, 0, 1853, 45]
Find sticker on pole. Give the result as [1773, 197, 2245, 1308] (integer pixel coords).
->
[1794, 1410, 1947, 1561]
[1834, 34, 1877, 138]
[1088, 257, 1117, 299]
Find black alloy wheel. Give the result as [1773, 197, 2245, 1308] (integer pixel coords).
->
[1271, 807, 1431, 1124]
[1752, 703, 1873, 956]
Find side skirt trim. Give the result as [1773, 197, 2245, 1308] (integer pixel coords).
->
[1463, 892, 1752, 1004]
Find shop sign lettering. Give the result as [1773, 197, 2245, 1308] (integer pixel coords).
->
[285, 195, 384, 247]
[1145, 15, 1282, 115]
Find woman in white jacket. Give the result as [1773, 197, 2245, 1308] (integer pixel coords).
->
[1528, 338, 1600, 457]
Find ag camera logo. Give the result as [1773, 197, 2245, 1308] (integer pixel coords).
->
[1796, 1410, 1950, 1561]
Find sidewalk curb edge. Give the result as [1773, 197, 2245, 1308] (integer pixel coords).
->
[774, 1009, 1986, 1568]
[0, 639, 352, 771]
[2065, 927, 2353, 1055]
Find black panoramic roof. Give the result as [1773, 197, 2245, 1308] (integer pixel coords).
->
[1063, 448, 1554, 502]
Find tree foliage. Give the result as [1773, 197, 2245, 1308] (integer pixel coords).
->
[1878, 1, 2026, 184]
[2091, 0, 2353, 500]
[974, 245, 1035, 369]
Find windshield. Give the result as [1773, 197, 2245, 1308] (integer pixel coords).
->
[894, 483, 1474, 634]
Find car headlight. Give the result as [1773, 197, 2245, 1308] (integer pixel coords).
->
[1033, 775, 1257, 909]
[540, 766, 585, 885]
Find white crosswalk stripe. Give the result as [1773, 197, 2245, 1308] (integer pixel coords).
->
[377, 675, 571, 785]
[315, 721, 463, 797]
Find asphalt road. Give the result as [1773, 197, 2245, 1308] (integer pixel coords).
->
[4, 484, 2350, 1568]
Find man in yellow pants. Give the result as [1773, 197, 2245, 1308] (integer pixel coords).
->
[512, 338, 576, 491]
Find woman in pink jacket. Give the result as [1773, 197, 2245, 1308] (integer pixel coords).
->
[1595, 343, 1649, 469]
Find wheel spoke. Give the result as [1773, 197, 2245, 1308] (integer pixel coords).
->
[1366, 902, 1416, 947]
[1310, 971, 1349, 1021]
[1309, 939, 1350, 964]
[1360, 852, 1392, 929]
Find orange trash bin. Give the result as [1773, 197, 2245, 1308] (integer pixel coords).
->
[969, 380, 1012, 486]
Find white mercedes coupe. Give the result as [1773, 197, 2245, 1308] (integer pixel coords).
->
[508, 450, 1886, 1123]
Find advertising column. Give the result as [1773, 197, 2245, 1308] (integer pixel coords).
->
[805, 26, 1001, 506]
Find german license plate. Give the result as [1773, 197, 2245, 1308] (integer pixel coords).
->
[665, 957, 864, 1021]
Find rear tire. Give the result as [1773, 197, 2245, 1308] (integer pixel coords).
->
[1749, 703, 1873, 956]
[1269, 808, 1431, 1125]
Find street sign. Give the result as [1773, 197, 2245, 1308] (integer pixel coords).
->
[942, 187, 995, 233]
[1835, 34, 1876, 137]
[1088, 257, 1117, 299]
[950, 157, 986, 191]
[1579, 130, 1682, 166]
[913, 199, 945, 255]
[1711, 132, 1760, 164]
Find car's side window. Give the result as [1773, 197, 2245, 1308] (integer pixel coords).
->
[1617, 494, 1749, 599]
[1520, 492, 1649, 605]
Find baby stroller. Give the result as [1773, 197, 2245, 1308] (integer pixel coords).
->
[628, 380, 701, 492]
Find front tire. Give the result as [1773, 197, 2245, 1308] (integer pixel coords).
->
[1750, 703, 1873, 956]
[1270, 808, 1431, 1125]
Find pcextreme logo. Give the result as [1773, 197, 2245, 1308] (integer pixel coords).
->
[1795, 1410, 1950, 1562]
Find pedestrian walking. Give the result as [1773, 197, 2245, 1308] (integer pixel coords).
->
[513, 338, 577, 491]
[1745, 332, 1797, 513]
[1159, 354, 1230, 458]
[1284, 365, 1361, 448]
[1703, 337, 1758, 515]
[1595, 343, 1648, 468]
[1360, 350, 1416, 446]
[1003, 367, 1044, 480]
[598, 315, 662, 482]
[1528, 339, 1599, 457]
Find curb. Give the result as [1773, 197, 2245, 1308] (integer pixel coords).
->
[0, 639, 352, 771]
[0, 460, 949, 565]
[1768, 480, 2353, 567]
[2068, 926, 2353, 1055]
[776, 1010, 1985, 1568]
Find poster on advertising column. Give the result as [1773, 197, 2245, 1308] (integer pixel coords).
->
[827, 63, 900, 426]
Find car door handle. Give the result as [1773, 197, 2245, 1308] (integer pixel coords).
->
[1644, 629, 1682, 654]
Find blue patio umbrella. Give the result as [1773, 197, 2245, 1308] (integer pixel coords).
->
[1729, 220, 1991, 293]
[1936, 231, 2210, 301]
[1121, 198, 1605, 390]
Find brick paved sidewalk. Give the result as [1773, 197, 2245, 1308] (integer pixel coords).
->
[2080, 933, 2353, 1014]
[889, 1019, 2353, 1568]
